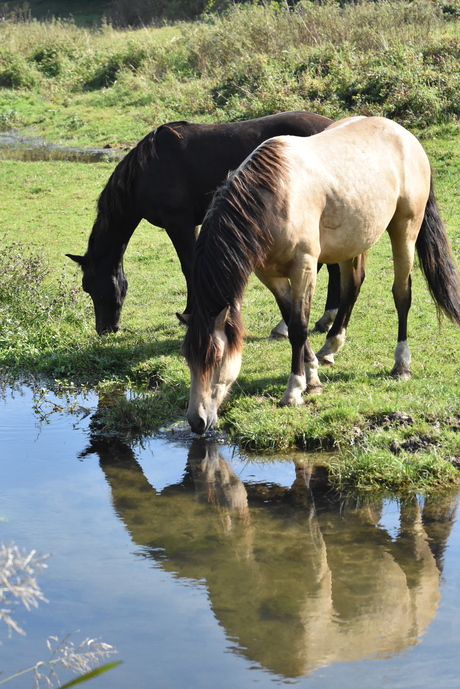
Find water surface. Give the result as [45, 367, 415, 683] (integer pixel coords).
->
[1, 384, 460, 688]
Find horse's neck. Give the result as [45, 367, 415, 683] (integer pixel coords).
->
[88, 215, 130, 264]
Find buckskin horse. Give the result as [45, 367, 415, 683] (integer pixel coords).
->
[182, 116, 460, 435]
[66, 111, 337, 335]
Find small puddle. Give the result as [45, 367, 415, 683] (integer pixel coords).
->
[0, 130, 126, 162]
[2, 383, 460, 688]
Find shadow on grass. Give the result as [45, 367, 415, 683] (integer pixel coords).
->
[4, 333, 186, 386]
[237, 366, 380, 396]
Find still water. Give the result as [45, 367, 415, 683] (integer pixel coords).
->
[1, 384, 460, 688]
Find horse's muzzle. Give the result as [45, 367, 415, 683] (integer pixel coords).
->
[187, 409, 216, 436]
[97, 323, 120, 336]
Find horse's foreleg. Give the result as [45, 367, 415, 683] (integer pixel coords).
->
[388, 231, 416, 379]
[316, 255, 366, 365]
[313, 263, 340, 333]
[165, 221, 199, 315]
[280, 261, 321, 406]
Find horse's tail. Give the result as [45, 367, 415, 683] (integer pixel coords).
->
[416, 178, 460, 325]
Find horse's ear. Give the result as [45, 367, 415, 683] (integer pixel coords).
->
[66, 253, 86, 267]
[215, 307, 230, 331]
[176, 312, 190, 326]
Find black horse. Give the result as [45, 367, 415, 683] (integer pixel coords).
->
[67, 111, 339, 335]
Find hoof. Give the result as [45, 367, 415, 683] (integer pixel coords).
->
[312, 321, 330, 334]
[390, 369, 412, 380]
[268, 330, 288, 340]
[317, 354, 334, 366]
[279, 394, 304, 407]
[312, 309, 337, 334]
[390, 367, 412, 381]
[268, 319, 289, 340]
[307, 384, 323, 395]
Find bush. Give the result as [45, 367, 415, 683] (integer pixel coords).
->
[83, 44, 150, 89]
[0, 2, 459, 132]
[0, 243, 88, 365]
[0, 48, 38, 87]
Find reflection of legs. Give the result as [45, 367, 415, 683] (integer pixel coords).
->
[422, 492, 460, 572]
[316, 255, 366, 365]
[388, 227, 415, 379]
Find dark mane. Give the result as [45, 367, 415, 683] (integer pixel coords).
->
[91, 121, 188, 239]
[182, 137, 289, 377]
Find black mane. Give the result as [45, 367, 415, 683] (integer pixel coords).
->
[92, 122, 189, 242]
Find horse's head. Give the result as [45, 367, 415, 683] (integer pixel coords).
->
[66, 253, 128, 335]
[184, 307, 243, 435]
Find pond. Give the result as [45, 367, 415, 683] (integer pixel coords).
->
[2, 384, 460, 689]
[0, 131, 125, 163]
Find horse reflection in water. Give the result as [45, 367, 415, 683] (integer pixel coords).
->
[81, 433, 457, 678]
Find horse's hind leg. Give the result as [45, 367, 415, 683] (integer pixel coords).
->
[316, 255, 366, 365]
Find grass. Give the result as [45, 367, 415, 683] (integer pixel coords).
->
[1, 3, 460, 495]
[1, 154, 460, 495]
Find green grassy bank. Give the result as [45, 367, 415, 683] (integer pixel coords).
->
[1, 2, 460, 147]
[1, 2, 460, 494]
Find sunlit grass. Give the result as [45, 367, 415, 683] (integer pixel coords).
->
[1, 4, 460, 492]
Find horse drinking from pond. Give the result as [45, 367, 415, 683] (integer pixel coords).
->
[66, 111, 337, 335]
[182, 116, 460, 435]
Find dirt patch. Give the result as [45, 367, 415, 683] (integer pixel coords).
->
[367, 411, 414, 430]
[441, 415, 460, 432]
[390, 434, 439, 455]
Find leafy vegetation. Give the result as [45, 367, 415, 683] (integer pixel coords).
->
[1, 2, 460, 494]
[0, 2, 460, 148]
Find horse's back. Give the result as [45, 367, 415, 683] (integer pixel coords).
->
[152, 111, 333, 177]
[267, 117, 432, 264]
[287, 116, 429, 177]
[141, 112, 333, 224]
[284, 117, 431, 212]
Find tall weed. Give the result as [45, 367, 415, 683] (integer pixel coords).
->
[0, 243, 90, 363]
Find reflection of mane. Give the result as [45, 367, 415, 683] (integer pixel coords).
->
[86, 431, 455, 679]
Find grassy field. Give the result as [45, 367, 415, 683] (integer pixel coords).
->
[1, 2, 460, 494]
[1, 2, 460, 148]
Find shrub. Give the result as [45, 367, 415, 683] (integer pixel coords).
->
[31, 43, 70, 77]
[83, 44, 150, 89]
[0, 49, 38, 88]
